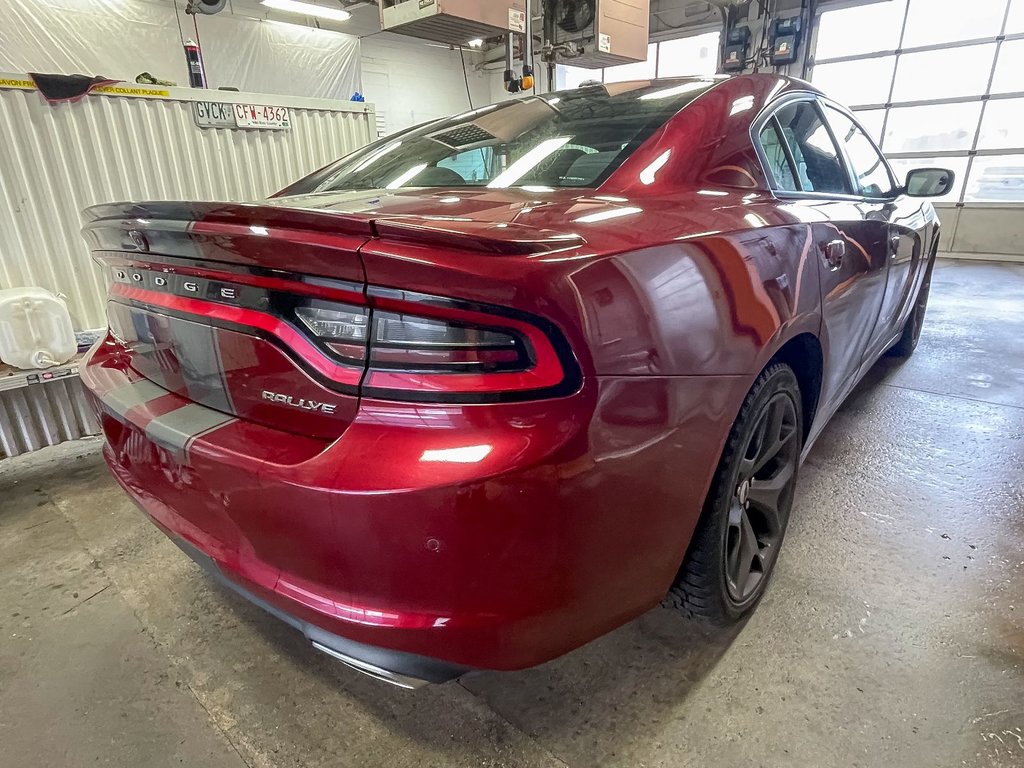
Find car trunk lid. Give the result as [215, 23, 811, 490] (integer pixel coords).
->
[83, 196, 586, 438]
[84, 201, 374, 440]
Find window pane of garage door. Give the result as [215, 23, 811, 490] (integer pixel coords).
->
[978, 99, 1024, 150]
[965, 154, 1024, 202]
[990, 39, 1024, 95]
[901, 0, 1006, 47]
[887, 156, 969, 203]
[603, 44, 657, 83]
[815, 0, 906, 58]
[851, 109, 886, 143]
[812, 57, 896, 106]
[891, 43, 996, 101]
[1004, 0, 1024, 34]
[884, 102, 983, 152]
[557, 65, 601, 89]
[657, 32, 720, 76]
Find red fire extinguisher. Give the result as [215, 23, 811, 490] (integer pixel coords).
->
[183, 38, 207, 88]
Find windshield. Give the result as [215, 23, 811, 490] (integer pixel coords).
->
[314, 79, 718, 192]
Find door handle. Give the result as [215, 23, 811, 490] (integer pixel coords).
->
[821, 239, 846, 271]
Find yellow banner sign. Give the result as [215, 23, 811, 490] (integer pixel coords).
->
[91, 84, 170, 98]
[0, 79, 169, 98]
[0, 78, 35, 90]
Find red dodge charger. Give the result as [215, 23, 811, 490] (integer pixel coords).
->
[81, 75, 952, 688]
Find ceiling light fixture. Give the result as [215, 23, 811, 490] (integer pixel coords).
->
[261, 0, 351, 22]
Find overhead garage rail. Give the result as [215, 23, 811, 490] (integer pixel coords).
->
[0, 74, 376, 332]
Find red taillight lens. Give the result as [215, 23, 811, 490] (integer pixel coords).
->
[295, 304, 369, 342]
[369, 312, 529, 372]
[291, 293, 576, 401]
[294, 302, 370, 363]
[360, 294, 577, 402]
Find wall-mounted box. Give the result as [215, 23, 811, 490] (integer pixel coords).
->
[553, 0, 650, 68]
[381, 0, 529, 46]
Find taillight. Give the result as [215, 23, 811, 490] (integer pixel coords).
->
[105, 261, 579, 403]
[360, 291, 577, 402]
[369, 312, 528, 371]
[293, 293, 577, 401]
[294, 302, 370, 363]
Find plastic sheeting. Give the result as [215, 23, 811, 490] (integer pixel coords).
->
[0, 0, 361, 101]
[0, 77, 375, 331]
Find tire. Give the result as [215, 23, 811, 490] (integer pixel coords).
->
[666, 363, 803, 625]
[889, 260, 934, 358]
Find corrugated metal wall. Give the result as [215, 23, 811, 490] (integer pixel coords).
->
[0, 375, 100, 459]
[0, 77, 375, 331]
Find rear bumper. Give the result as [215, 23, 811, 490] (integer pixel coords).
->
[82, 333, 739, 675]
[164, 530, 464, 687]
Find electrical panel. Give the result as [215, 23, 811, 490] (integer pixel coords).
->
[551, 0, 650, 68]
[769, 17, 802, 65]
[722, 25, 751, 72]
[380, 0, 528, 46]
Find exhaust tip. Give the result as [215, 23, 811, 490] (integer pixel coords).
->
[311, 640, 430, 689]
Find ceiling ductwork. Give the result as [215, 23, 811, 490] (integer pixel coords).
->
[185, 0, 226, 14]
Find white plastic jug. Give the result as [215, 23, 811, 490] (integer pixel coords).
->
[0, 287, 77, 369]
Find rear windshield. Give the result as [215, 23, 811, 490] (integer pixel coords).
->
[313, 79, 717, 192]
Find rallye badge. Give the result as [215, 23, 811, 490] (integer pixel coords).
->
[261, 390, 338, 414]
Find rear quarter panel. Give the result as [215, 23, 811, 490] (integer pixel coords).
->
[360, 195, 822, 376]
[357, 202, 826, 630]
[568, 221, 822, 378]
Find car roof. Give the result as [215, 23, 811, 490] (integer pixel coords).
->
[549, 73, 819, 98]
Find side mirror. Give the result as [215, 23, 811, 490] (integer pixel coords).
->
[905, 167, 955, 198]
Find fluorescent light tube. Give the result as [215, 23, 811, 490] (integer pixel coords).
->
[261, 0, 351, 22]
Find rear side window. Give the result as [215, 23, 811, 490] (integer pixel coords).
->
[772, 101, 851, 194]
[823, 106, 895, 197]
[759, 119, 799, 191]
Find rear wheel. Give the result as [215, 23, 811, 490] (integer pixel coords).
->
[667, 363, 802, 624]
[889, 261, 934, 358]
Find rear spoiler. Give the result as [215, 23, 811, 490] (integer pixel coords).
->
[83, 201, 586, 257]
[373, 217, 585, 255]
[83, 201, 375, 237]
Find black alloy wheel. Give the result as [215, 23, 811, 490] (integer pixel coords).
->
[667, 363, 803, 623]
[890, 255, 935, 358]
[724, 391, 800, 606]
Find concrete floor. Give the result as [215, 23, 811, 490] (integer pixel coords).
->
[1, 258, 1022, 768]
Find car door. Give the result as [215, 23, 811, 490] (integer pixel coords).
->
[757, 97, 889, 419]
[819, 103, 925, 360]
